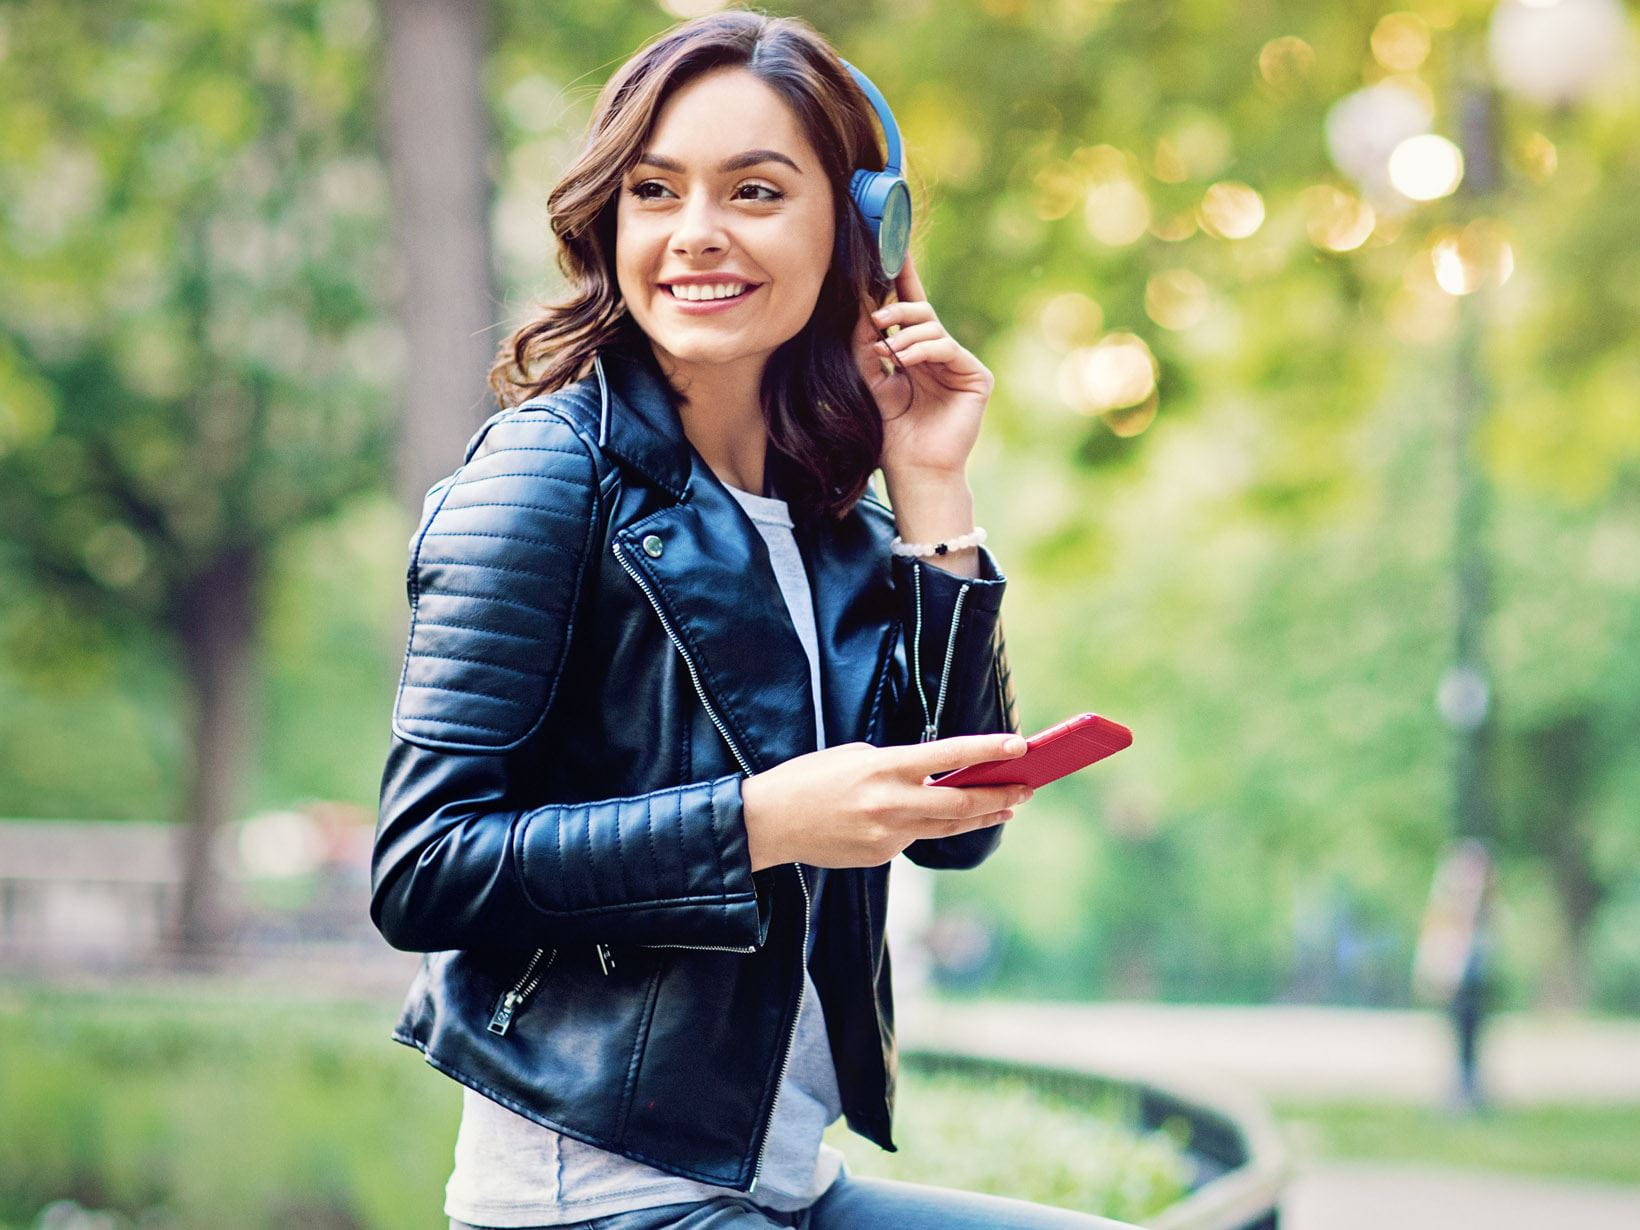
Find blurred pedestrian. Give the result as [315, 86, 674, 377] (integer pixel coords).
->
[1413, 837, 1497, 1111]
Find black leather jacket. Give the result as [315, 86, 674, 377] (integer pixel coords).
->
[370, 337, 1020, 1192]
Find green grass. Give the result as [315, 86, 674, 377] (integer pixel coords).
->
[0, 982, 1186, 1229]
[1274, 1099, 1640, 1187]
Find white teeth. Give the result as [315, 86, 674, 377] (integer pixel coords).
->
[668, 282, 750, 301]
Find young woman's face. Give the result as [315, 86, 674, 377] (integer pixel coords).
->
[615, 66, 836, 378]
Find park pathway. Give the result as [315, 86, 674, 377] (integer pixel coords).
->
[1285, 1161, 1640, 1229]
[899, 999, 1640, 1104]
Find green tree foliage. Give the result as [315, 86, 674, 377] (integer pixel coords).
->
[0, 0, 394, 947]
[0, 0, 391, 625]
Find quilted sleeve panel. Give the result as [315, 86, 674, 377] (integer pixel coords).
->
[390, 408, 599, 754]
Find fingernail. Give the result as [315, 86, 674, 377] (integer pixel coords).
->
[1004, 736, 1026, 754]
[999, 809, 1015, 821]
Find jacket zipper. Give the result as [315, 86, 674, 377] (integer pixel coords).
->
[612, 540, 760, 956]
[612, 536, 812, 1193]
[488, 945, 558, 1036]
[933, 582, 971, 737]
[910, 564, 973, 743]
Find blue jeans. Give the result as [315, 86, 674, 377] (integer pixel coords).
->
[450, 1170, 1136, 1229]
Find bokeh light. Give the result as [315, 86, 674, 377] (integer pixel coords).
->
[1057, 331, 1159, 417]
[1150, 211, 1198, 242]
[1165, 113, 1234, 180]
[1387, 133, 1464, 201]
[1085, 177, 1151, 246]
[1301, 184, 1377, 252]
[1150, 137, 1188, 183]
[1258, 36, 1317, 94]
[1489, 0, 1636, 105]
[1371, 12, 1432, 72]
[1198, 181, 1265, 239]
[1325, 79, 1433, 203]
[1429, 219, 1516, 296]
[1038, 291, 1105, 349]
[1103, 391, 1160, 438]
[1032, 161, 1082, 221]
[1145, 270, 1211, 331]
[1518, 131, 1559, 183]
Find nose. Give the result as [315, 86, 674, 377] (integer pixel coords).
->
[670, 188, 729, 260]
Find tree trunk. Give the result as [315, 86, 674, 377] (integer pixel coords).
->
[1521, 712, 1605, 1012]
[171, 545, 260, 966]
[379, 0, 500, 509]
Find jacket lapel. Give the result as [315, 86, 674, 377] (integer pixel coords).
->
[595, 336, 901, 771]
[613, 461, 819, 774]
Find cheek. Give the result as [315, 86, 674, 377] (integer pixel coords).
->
[773, 209, 836, 300]
[613, 209, 655, 285]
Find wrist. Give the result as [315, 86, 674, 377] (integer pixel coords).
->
[881, 464, 969, 497]
[881, 470, 981, 576]
[882, 470, 974, 538]
[739, 774, 783, 873]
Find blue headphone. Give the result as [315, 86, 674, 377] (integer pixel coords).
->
[838, 59, 911, 279]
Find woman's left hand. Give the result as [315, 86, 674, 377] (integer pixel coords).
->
[852, 249, 994, 481]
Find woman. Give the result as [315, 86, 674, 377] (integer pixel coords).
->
[371, 10, 1132, 1229]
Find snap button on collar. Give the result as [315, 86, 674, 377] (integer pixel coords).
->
[641, 534, 664, 558]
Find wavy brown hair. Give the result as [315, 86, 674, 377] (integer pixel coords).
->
[487, 9, 904, 522]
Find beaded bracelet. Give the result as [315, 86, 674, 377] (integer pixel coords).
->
[888, 526, 988, 558]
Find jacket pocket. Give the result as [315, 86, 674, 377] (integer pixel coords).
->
[487, 945, 558, 1036]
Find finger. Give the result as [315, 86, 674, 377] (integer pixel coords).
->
[872, 321, 946, 353]
[884, 337, 973, 370]
[869, 299, 937, 332]
[918, 782, 1033, 820]
[924, 807, 1015, 840]
[896, 732, 1027, 776]
[854, 298, 896, 360]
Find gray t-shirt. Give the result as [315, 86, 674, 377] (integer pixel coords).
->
[442, 481, 846, 1227]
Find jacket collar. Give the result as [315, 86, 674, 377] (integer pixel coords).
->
[592, 336, 692, 500]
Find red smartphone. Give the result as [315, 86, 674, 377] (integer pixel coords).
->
[929, 712, 1132, 789]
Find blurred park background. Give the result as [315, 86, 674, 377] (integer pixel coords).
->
[2, 0, 1639, 1227]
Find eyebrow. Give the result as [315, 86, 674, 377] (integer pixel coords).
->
[634, 148, 804, 176]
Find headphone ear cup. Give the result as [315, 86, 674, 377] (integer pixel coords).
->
[849, 170, 912, 278]
[839, 59, 912, 278]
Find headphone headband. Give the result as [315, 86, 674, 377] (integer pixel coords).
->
[837, 58, 912, 278]
[838, 58, 903, 176]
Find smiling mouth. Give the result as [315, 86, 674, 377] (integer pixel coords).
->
[661, 284, 759, 303]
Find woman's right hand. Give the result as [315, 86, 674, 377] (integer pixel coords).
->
[739, 733, 1034, 871]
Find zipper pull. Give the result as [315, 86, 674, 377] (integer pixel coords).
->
[596, 943, 616, 975]
[922, 723, 937, 743]
[488, 991, 521, 1036]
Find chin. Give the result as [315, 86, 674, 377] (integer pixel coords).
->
[655, 332, 780, 369]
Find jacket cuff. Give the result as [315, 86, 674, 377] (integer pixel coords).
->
[892, 546, 1019, 873]
[892, 545, 1008, 742]
[512, 772, 770, 950]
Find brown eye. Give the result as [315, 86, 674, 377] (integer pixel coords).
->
[735, 183, 784, 202]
